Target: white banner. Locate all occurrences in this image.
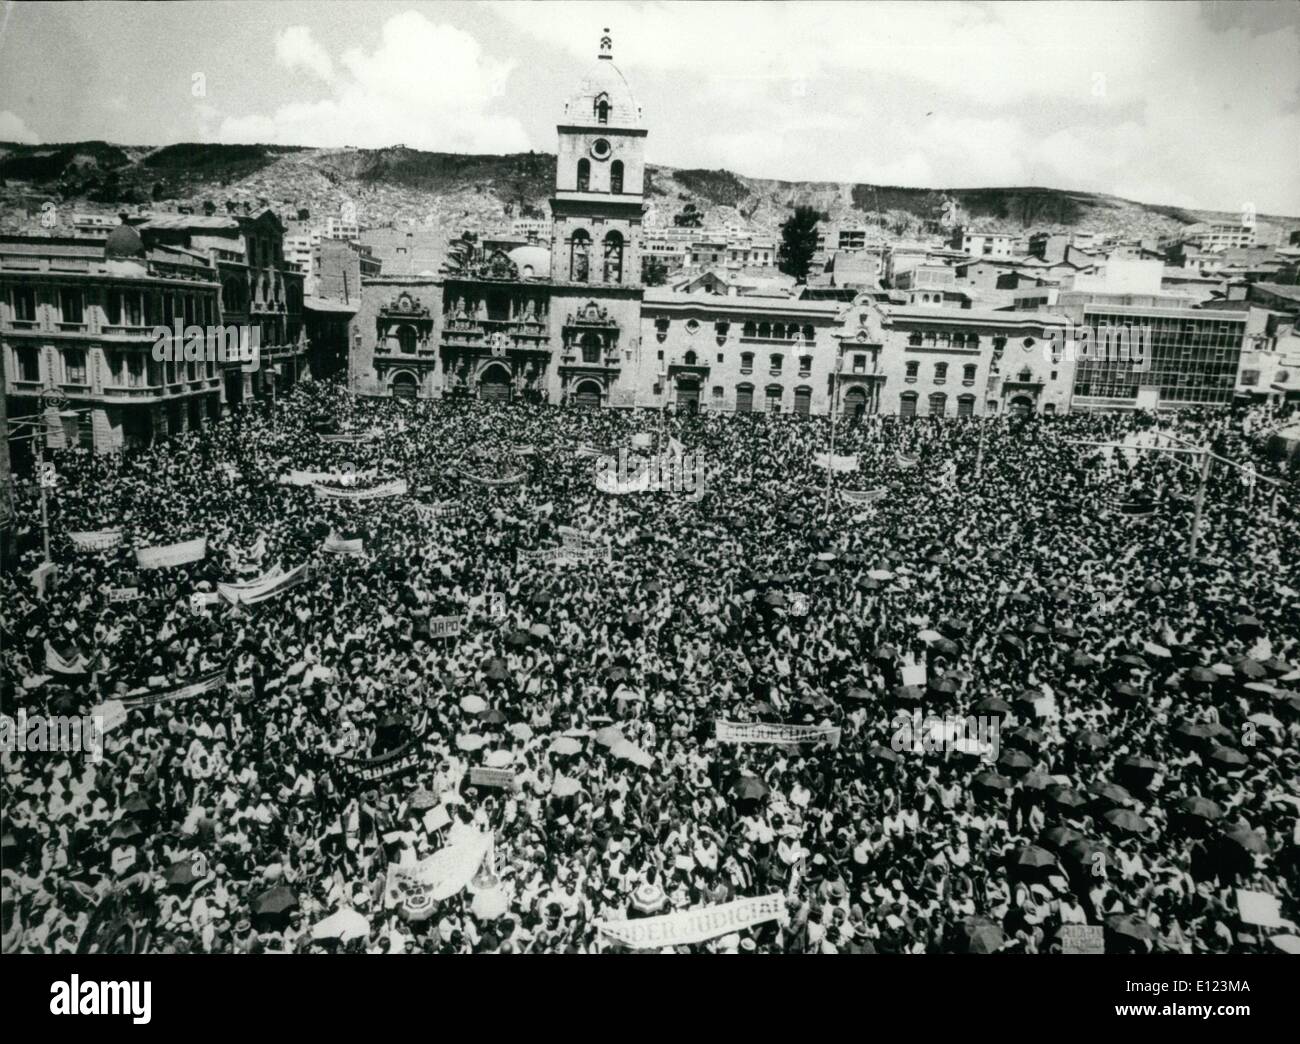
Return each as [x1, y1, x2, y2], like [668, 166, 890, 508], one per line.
[813, 452, 859, 473]
[384, 833, 492, 909]
[414, 501, 458, 522]
[520, 546, 611, 567]
[121, 667, 227, 708]
[279, 469, 377, 487]
[425, 614, 463, 639]
[313, 479, 408, 500]
[69, 529, 123, 552]
[217, 563, 308, 605]
[595, 468, 652, 495]
[715, 721, 842, 747]
[136, 537, 207, 570]
[597, 893, 786, 950]
[322, 531, 365, 555]
[840, 488, 886, 505]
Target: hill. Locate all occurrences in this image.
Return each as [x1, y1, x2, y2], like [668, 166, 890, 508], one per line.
[2, 140, 1294, 259]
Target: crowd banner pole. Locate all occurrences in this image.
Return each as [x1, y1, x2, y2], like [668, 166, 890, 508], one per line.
[1189, 445, 1213, 559]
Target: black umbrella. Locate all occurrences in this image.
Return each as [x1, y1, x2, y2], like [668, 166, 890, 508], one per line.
[251, 885, 298, 929]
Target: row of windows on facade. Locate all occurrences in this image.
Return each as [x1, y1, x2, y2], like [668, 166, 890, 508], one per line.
[10, 345, 222, 387]
[652, 318, 818, 342]
[567, 230, 625, 283]
[664, 385, 987, 415]
[6, 283, 298, 328]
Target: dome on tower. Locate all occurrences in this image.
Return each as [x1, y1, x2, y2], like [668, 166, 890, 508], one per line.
[562, 28, 640, 127]
[105, 221, 145, 259]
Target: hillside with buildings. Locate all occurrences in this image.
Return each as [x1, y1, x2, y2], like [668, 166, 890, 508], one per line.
[4, 140, 1297, 263]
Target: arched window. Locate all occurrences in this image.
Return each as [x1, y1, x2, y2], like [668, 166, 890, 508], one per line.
[610, 160, 624, 194]
[742, 321, 756, 338]
[758, 322, 771, 339]
[581, 332, 601, 363]
[802, 324, 815, 342]
[570, 229, 590, 282]
[576, 158, 590, 192]
[963, 364, 977, 383]
[929, 392, 947, 416]
[684, 350, 697, 366]
[595, 94, 610, 124]
[603, 230, 624, 284]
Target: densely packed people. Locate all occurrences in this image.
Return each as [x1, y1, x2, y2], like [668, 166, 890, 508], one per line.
[2, 380, 1297, 953]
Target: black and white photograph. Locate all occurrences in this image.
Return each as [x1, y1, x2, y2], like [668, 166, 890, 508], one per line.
[0, 0, 1298, 1016]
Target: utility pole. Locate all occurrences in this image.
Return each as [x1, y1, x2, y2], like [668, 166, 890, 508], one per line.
[824, 353, 841, 517]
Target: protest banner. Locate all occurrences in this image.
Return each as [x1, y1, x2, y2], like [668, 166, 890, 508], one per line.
[120, 667, 228, 708]
[91, 699, 129, 734]
[901, 662, 927, 687]
[597, 893, 786, 950]
[812, 452, 859, 473]
[319, 432, 376, 445]
[217, 563, 309, 606]
[424, 614, 463, 640]
[558, 525, 605, 547]
[313, 478, 408, 500]
[840, 488, 886, 505]
[384, 832, 492, 910]
[333, 720, 428, 789]
[469, 766, 518, 791]
[1060, 925, 1105, 954]
[896, 452, 920, 470]
[136, 537, 207, 570]
[322, 531, 365, 556]
[69, 530, 123, 552]
[414, 501, 458, 522]
[279, 469, 376, 487]
[108, 587, 140, 603]
[1236, 889, 1284, 927]
[45, 637, 91, 675]
[632, 432, 653, 450]
[715, 721, 842, 748]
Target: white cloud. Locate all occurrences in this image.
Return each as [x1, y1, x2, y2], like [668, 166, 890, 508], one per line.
[0, 110, 40, 144]
[494, 1, 1300, 211]
[276, 26, 334, 81]
[219, 12, 528, 153]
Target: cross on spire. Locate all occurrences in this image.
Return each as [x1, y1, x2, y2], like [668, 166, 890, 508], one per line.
[599, 28, 612, 59]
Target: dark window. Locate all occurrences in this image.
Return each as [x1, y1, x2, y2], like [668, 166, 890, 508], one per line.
[595, 95, 610, 124]
[16, 345, 40, 381]
[610, 160, 624, 195]
[581, 332, 601, 363]
[570, 229, 590, 282]
[905, 361, 919, 378]
[576, 159, 590, 193]
[63, 348, 87, 384]
[603, 231, 624, 284]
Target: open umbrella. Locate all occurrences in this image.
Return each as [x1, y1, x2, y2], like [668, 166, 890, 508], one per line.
[595, 725, 625, 748]
[868, 744, 903, 764]
[973, 696, 1012, 716]
[1106, 914, 1154, 947]
[1208, 745, 1248, 770]
[460, 695, 487, 714]
[457, 734, 488, 752]
[109, 820, 143, 843]
[1175, 796, 1223, 824]
[1013, 845, 1058, 872]
[1074, 730, 1109, 751]
[551, 776, 582, 798]
[630, 881, 668, 916]
[1089, 782, 1132, 808]
[917, 628, 942, 643]
[407, 788, 439, 811]
[997, 749, 1033, 775]
[550, 736, 583, 756]
[973, 771, 1013, 795]
[1040, 826, 1082, 851]
[505, 629, 531, 648]
[164, 859, 201, 889]
[478, 708, 507, 726]
[729, 775, 770, 804]
[1104, 808, 1150, 835]
[507, 723, 533, 741]
[872, 644, 898, 661]
[928, 676, 961, 699]
[311, 908, 369, 944]
[1221, 827, 1268, 855]
[485, 749, 514, 769]
[892, 684, 926, 704]
[251, 885, 298, 929]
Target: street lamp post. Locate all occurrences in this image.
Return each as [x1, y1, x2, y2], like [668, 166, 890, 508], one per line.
[824, 353, 842, 518]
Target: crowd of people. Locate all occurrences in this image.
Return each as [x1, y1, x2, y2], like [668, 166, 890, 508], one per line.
[2, 379, 1297, 954]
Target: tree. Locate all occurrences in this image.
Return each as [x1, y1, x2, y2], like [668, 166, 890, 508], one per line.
[673, 203, 703, 228]
[642, 256, 669, 287]
[778, 205, 820, 282]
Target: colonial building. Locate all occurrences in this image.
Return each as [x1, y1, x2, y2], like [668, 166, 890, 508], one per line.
[1, 227, 225, 454]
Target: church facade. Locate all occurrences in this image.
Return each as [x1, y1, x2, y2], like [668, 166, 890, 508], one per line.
[348, 31, 843, 414]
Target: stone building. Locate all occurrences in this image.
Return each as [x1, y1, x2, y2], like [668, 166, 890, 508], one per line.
[1, 227, 225, 453]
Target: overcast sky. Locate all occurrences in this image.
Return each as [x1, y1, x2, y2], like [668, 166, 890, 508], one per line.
[1, 1, 1297, 214]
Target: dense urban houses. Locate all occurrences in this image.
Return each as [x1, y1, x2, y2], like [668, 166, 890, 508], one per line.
[0, 226, 224, 456]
